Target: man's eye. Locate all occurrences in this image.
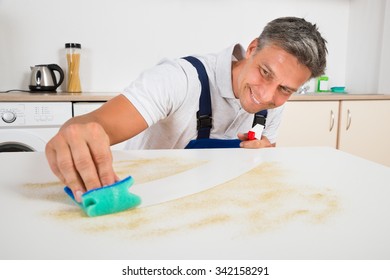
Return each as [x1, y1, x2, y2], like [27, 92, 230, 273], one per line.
[260, 67, 270, 78]
[279, 86, 293, 95]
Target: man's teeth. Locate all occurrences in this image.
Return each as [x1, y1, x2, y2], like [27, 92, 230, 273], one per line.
[251, 92, 260, 105]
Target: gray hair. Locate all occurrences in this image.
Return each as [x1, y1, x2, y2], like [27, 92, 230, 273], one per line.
[256, 17, 328, 78]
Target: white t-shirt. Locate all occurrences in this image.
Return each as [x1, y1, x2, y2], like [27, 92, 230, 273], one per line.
[123, 44, 284, 149]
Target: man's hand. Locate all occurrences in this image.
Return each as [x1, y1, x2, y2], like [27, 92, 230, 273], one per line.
[45, 122, 118, 202]
[45, 94, 148, 203]
[237, 133, 275, 148]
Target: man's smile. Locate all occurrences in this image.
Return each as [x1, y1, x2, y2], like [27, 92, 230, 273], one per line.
[249, 86, 261, 105]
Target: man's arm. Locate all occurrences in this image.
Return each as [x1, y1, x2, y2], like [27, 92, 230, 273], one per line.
[90, 94, 149, 145]
[45, 94, 148, 202]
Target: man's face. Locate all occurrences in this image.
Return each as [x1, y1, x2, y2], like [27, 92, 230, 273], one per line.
[232, 40, 311, 113]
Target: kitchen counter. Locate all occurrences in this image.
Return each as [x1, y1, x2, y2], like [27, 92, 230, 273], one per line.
[289, 93, 390, 101]
[0, 91, 118, 102]
[1, 91, 390, 102]
[0, 147, 389, 260]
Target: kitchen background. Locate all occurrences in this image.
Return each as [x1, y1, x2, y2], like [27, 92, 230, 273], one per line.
[0, 0, 389, 94]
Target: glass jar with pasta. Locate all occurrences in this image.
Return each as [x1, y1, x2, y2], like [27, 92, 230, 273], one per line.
[65, 43, 82, 93]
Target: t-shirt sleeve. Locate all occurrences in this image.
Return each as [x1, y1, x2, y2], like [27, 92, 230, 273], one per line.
[122, 59, 188, 127]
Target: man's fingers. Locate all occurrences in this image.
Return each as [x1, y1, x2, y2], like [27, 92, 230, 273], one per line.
[46, 132, 88, 202]
[45, 122, 119, 201]
[87, 126, 117, 187]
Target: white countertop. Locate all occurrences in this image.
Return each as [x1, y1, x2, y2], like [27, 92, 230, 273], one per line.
[0, 147, 389, 260]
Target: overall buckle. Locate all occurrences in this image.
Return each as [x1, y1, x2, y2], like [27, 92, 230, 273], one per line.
[197, 114, 212, 130]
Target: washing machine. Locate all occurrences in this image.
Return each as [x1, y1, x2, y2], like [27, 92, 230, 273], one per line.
[0, 102, 72, 152]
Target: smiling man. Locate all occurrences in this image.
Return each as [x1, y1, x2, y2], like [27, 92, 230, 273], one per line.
[46, 17, 327, 201]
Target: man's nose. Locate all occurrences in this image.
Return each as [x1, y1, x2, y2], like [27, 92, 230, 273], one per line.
[260, 84, 277, 106]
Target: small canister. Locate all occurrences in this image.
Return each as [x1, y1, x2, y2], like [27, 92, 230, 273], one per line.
[316, 76, 329, 92]
[65, 43, 82, 93]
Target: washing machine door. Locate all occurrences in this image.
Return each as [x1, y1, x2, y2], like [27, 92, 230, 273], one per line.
[0, 131, 46, 152]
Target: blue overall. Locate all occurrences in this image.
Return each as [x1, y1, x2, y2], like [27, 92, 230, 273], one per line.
[182, 56, 267, 149]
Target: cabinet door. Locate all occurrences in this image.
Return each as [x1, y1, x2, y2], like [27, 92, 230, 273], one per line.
[277, 101, 339, 147]
[73, 102, 105, 116]
[338, 100, 390, 166]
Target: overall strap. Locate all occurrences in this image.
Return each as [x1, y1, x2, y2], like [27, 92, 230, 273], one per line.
[253, 109, 268, 127]
[183, 56, 268, 140]
[182, 56, 212, 139]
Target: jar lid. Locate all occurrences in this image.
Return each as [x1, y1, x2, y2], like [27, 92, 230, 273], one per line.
[65, 43, 81, 49]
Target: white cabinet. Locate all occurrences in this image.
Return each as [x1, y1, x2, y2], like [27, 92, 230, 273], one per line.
[277, 99, 390, 167]
[338, 100, 390, 166]
[277, 101, 339, 148]
[72, 102, 105, 116]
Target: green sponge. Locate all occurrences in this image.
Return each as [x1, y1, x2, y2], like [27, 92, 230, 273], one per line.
[64, 176, 141, 217]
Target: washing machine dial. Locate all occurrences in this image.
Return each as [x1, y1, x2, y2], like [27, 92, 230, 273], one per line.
[1, 111, 17, 123]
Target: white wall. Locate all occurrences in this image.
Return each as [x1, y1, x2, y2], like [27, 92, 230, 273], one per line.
[0, 0, 349, 92]
[378, 0, 390, 94]
[345, 0, 388, 94]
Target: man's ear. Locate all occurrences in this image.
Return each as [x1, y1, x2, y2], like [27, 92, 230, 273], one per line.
[246, 38, 259, 58]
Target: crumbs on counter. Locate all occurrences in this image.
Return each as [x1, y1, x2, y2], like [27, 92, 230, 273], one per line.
[34, 160, 340, 240]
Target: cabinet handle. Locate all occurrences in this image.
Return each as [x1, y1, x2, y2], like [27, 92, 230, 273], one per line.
[346, 109, 352, 130]
[329, 110, 335, 131]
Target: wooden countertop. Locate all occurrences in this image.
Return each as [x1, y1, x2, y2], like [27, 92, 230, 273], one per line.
[1, 91, 390, 102]
[0, 91, 118, 102]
